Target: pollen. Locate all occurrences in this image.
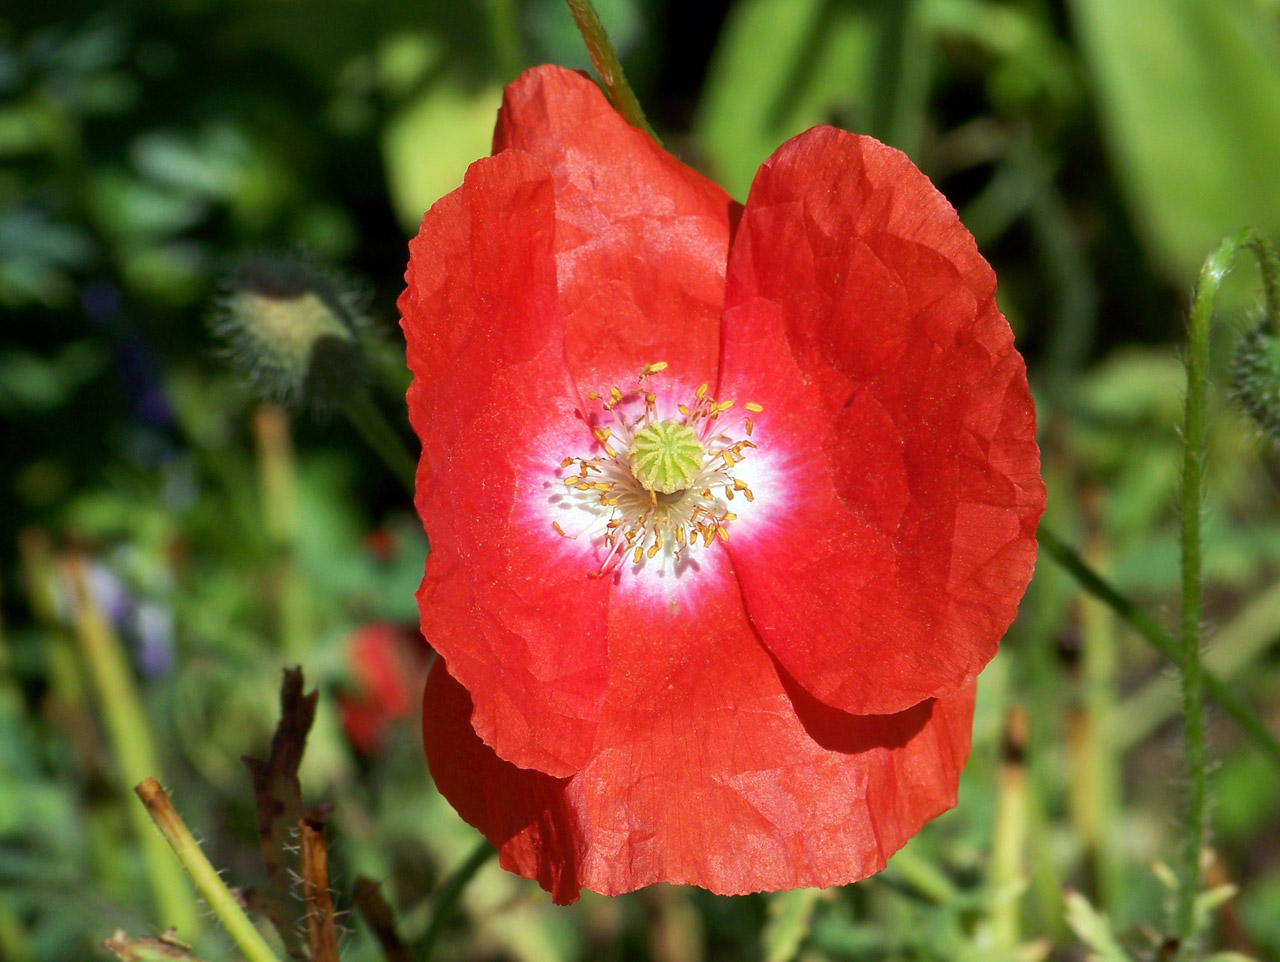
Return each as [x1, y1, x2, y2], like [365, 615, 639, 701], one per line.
[554, 364, 761, 575]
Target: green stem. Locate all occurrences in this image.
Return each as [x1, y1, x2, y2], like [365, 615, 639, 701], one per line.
[1174, 228, 1280, 956]
[563, 0, 659, 142]
[416, 840, 495, 961]
[1037, 527, 1280, 773]
[253, 407, 311, 661]
[65, 561, 201, 937]
[342, 389, 417, 499]
[886, 842, 958, 904]
[135, 780, 283, 962]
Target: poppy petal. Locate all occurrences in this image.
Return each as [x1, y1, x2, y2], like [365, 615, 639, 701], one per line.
[424, 550, 976, 903]
[720, 126, 1043, 716]
[401, 149, 610, 776]
[493, 65, 737, 391]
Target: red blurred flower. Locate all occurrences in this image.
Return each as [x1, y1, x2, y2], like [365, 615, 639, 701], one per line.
[400, 66, 1044, 903]
[339, 622, 430, 753]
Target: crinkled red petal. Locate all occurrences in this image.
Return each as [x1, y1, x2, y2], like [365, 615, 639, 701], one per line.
[720, 127, 1044, 716]
[493, 65, 737, 392]
[423, 552, 976, 903]
[400, 150, 610, 777]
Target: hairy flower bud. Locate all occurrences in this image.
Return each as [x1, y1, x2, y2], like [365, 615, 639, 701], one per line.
[1229, 315, 1280, 446]
[211, 253, 369, 409]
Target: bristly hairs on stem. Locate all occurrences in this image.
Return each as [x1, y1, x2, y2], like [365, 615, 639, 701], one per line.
[1174, 227, 1280, 960]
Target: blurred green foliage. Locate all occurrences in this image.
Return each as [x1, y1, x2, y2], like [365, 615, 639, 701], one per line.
[3, 0, 1280, 960]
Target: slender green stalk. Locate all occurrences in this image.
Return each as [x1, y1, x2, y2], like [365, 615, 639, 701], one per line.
[563, 0, 659, 141]
[65, 560, 201, 937]
[1174, 228, 1280, 957]
[135, 779, 283, 962]
[1037, 527, 1280, 773]
[342, 389, 417, 499]
[988, 707, 1029, 949]
[416, 839, 495, 962]
[253, 406, 311, 660]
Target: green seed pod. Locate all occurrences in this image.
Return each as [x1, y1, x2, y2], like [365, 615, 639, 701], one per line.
[1229, 315, 1280, 446]
[211, 253, 369, 410]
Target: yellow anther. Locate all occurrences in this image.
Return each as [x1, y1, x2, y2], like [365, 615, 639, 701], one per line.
[552, 521, 566, 536]
[633, 545, 644, 564]
[744, 490, 754, 502]
[675, 526, 685, 545]
[745, 401, 763, 413]
[745, 418, 754, 436]
[715, 400, 735, 413]
[644, 361, 669, 374]
[594, 426, 611, 443]
[647, 540, 661, 559]
[560, 456, 575, 468]
[575, 482, 592, 491]
[610, 387, 623, 403]
[563, 476, 579, 486]
[678, 404, 690, 416]
[722, 450, 735, 467]
[733, 478, 749, 489]
[717, 525, 729, 542]
[695, 383, 708, 398]
[587, 391, 600, 400]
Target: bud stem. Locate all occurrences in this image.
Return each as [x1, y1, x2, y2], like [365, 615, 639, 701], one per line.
[341, 390, 417, 498]
[1174, 227, 1280, 958]
[563, 0, 660, 142]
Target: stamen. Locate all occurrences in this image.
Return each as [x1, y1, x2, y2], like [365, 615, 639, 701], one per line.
[556, 365, 759, 575]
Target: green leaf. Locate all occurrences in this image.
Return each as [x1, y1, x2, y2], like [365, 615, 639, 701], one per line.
[1063, 890, 1135, 962]
[761, 888, 825, 962]
[694, 0, 879, 199]
[1070, 0, 1280, 284]
[381, 69, 502, 231]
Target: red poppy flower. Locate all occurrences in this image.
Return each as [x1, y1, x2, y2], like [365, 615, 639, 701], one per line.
[401, 65, 1043, 904]
[339, 622, 430, 753]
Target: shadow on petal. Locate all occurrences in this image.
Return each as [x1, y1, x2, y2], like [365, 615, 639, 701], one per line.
[773, 655, 935, 754]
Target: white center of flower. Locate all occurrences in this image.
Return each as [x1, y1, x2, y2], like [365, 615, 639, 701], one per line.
[554, 363, 762, 575]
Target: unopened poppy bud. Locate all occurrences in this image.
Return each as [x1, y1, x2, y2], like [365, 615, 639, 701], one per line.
[1229, 315, 1280, 445]
[212, 253, 368, 409]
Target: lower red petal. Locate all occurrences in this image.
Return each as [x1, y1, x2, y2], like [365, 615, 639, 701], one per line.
[424, 552, 975, 903]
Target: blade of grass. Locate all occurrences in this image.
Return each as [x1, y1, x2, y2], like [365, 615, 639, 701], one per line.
[1037, 526, 1280, 774]
[64, 558, 201, 937]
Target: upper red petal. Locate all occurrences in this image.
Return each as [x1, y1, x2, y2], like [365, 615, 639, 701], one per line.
[400, 149, 610, 777]
[719, 127, 1044, 715]
[424, 551, 975, 903]
[493, 65, 737, 392]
